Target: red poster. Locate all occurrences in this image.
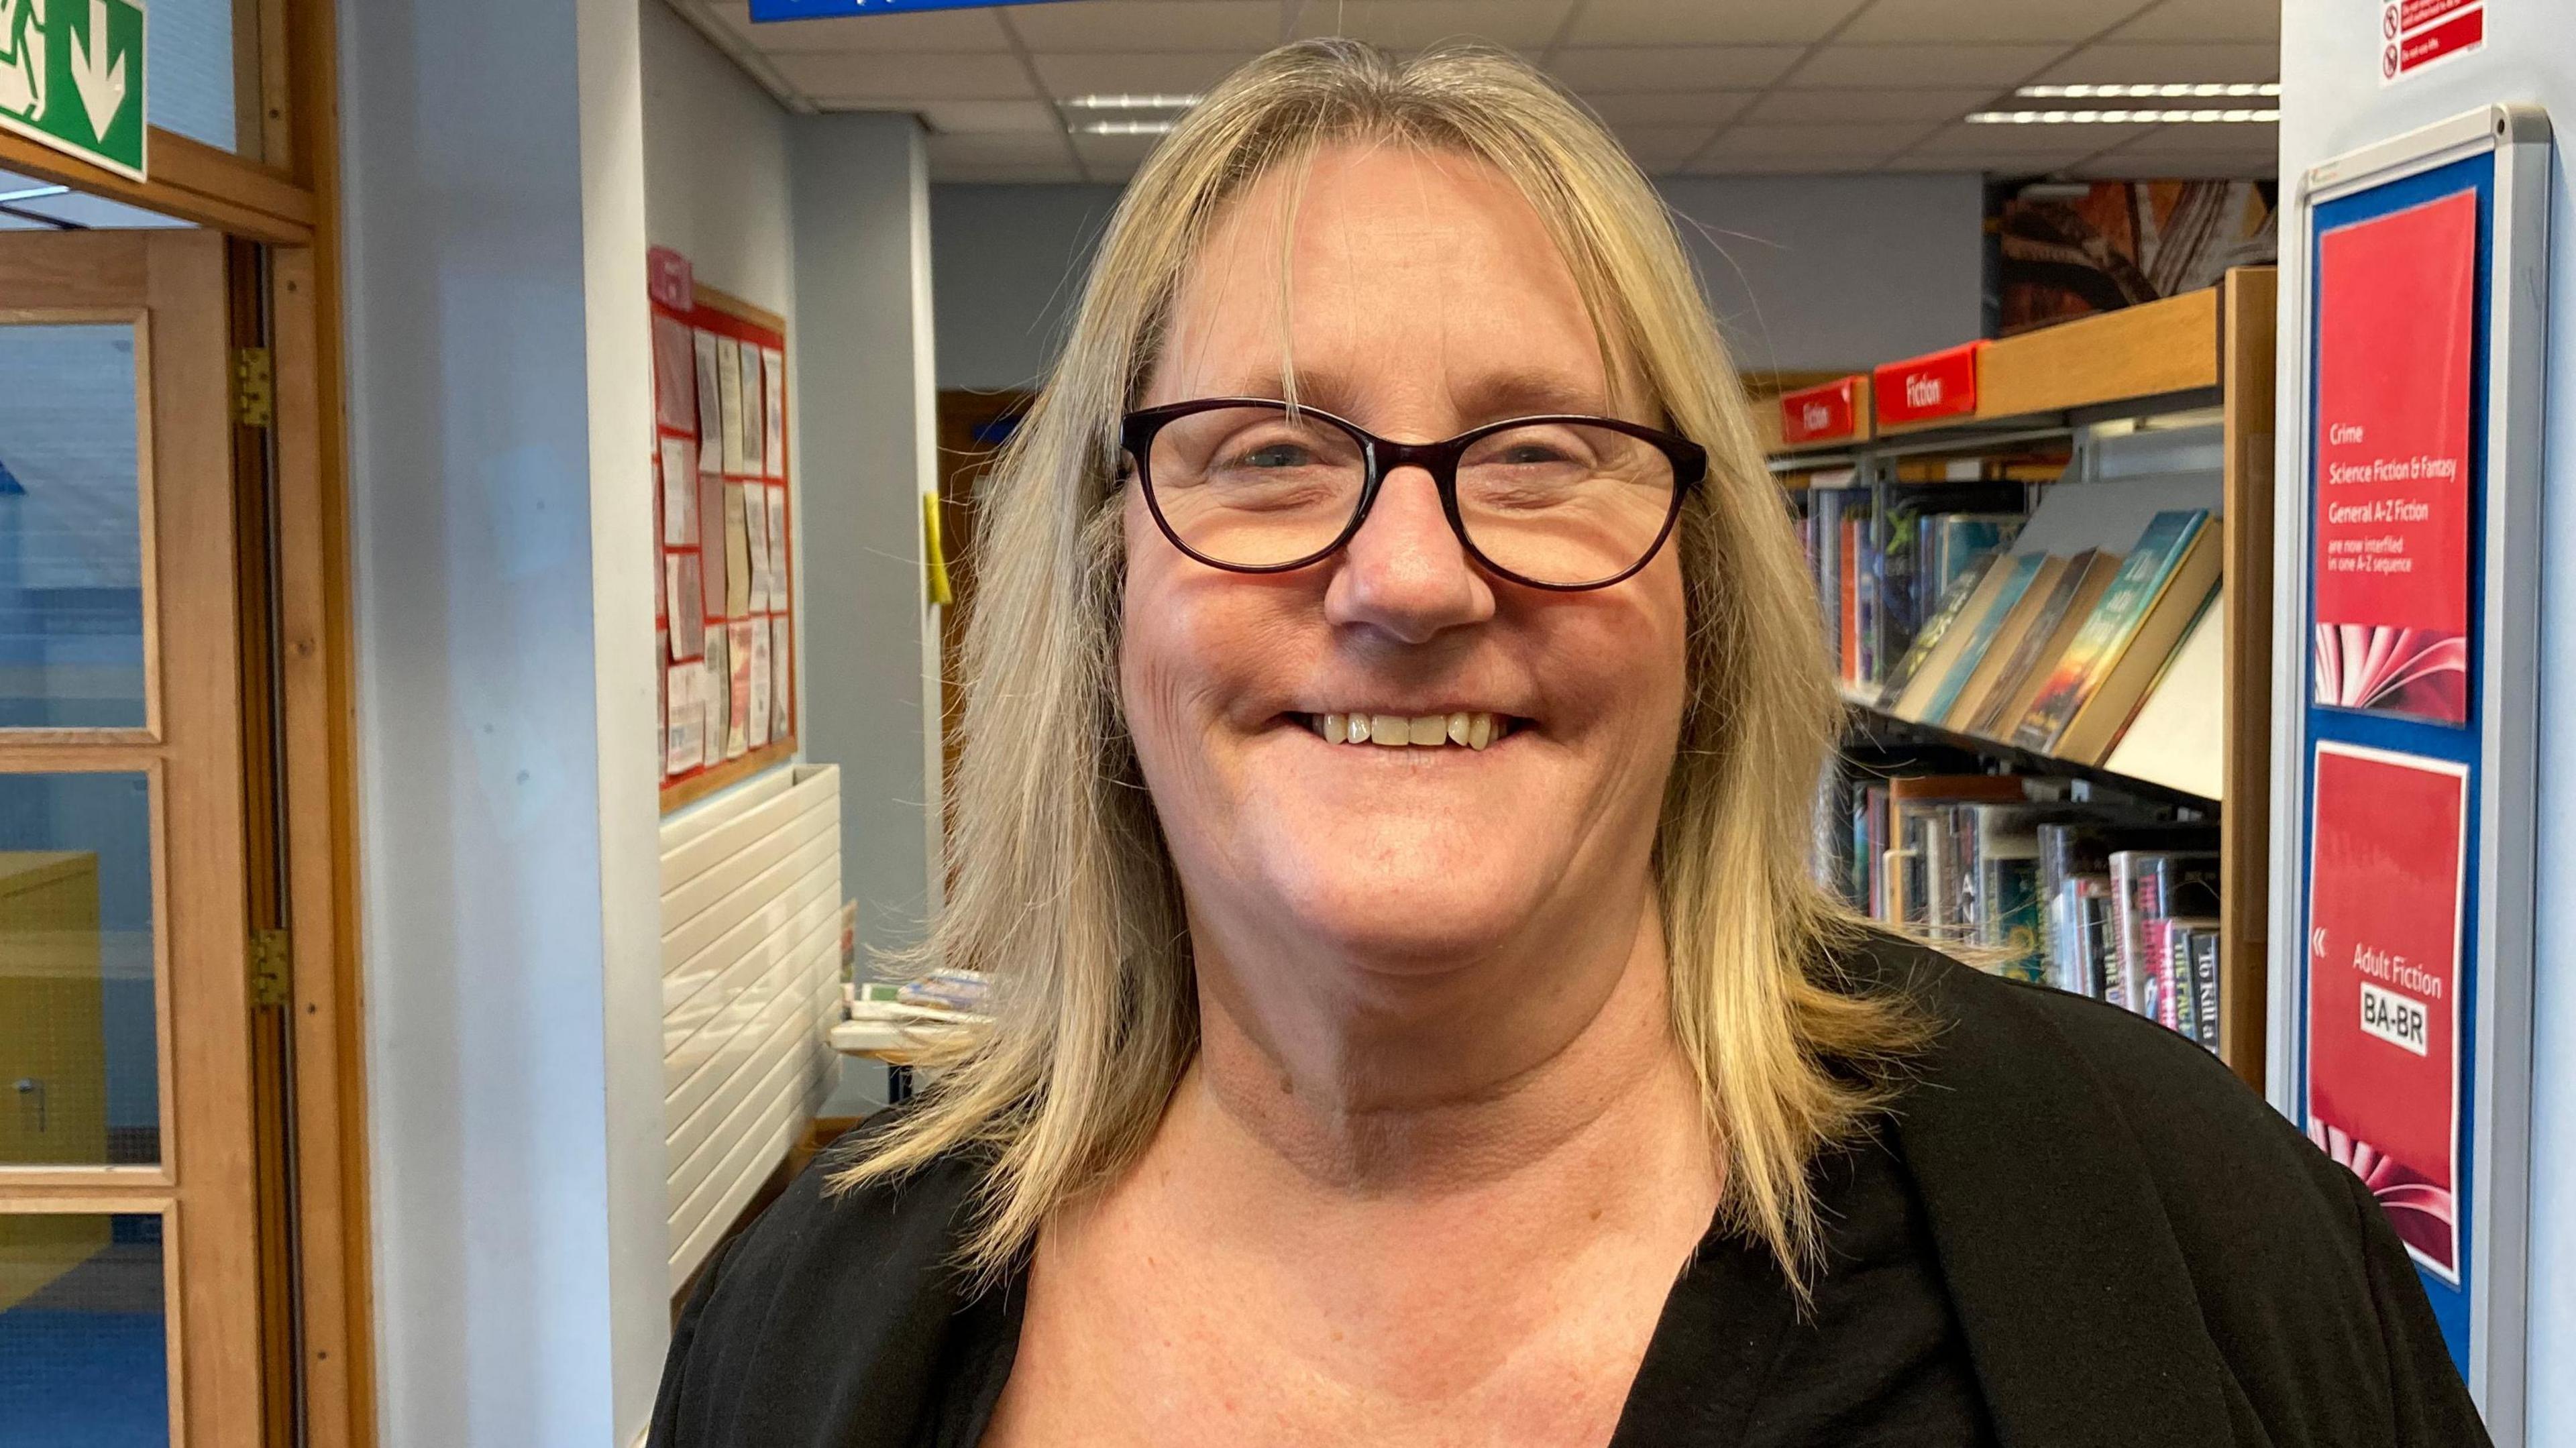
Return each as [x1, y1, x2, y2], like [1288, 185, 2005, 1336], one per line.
[2311, 190, 2475, 724]
[2304, 743, 2465, 1280]
[1780, 376, 1863, 445]
[1874, 341, 1981, 427]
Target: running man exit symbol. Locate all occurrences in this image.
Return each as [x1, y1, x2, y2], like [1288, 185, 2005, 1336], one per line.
[0, 0, 145, 182]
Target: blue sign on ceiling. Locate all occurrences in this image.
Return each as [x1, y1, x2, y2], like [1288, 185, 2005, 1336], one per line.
[749, 0, 1077, 19]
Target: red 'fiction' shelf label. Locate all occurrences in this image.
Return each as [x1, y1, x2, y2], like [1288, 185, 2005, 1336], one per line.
[1874, 342, 1980, 427]
[2310, 188, 2475, 724]
[1779, 376, 1862, 445]
[2304, 743, 2465, 1281]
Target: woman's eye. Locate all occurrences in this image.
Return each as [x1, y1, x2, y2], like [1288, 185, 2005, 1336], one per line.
[1242, 443, 1311, 467]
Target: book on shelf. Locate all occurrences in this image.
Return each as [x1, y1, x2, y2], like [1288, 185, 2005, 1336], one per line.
[1963, 549, 2119, 740]
[1931, 553, 2077, 731]
[1888, 561, 2025, 722]
[2035, 819, 2218, 1012]
[2110, 850, 2220, 1037]
[2100, 587, 2226, 800]
[1799, 482, 2025, 697]
[2010, 509, 2222, 765]
[1915, 551, 2051, 727]
[1874, 552, 1997, 710]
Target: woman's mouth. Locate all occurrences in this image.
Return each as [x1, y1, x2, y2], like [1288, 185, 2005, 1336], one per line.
[1297, 712, 1517, 750]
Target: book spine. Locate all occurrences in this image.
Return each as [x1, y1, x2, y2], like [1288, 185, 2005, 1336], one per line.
[2192, 932, 2223, 1052]
[2108, 853, 2140, 1014]
[2163, 919, 2196, 1040]
[2074, 878, 2115, 1000]
[2135, 859, 2171, 1028]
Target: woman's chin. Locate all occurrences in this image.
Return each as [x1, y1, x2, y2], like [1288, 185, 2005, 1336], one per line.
[1252, 849, 1550, 972]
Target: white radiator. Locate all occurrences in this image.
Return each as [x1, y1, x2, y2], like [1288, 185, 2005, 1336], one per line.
[660, 763, 844, 1292]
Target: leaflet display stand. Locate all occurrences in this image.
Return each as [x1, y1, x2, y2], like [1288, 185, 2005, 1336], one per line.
[2269, 105, 2551, 1420]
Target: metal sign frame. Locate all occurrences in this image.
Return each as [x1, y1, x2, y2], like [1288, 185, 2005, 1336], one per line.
[2269, 103, 2551, 1444]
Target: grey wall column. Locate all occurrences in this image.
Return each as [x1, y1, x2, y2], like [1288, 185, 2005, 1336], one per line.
[339, 0, 669, 1439]
[790, 112, 945, 968]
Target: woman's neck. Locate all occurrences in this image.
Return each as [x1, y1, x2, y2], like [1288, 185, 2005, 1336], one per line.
[1174, 895, 1713, 1201]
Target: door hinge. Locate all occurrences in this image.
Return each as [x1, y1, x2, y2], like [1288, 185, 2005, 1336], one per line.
[250, 929, 291, 1008]
[232, 347, 274, 429]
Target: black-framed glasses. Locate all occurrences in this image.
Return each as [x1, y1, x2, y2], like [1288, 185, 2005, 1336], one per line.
[1120, 398, 1706, 592]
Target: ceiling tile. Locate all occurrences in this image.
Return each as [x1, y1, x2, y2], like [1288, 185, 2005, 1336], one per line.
[1072, 129, 1167, 178]
[1007, 1, 1282, 53]
[771, 50, 1036, 101]
[925, 131, 1077, 167]
[1786, 44, 2070, 88]
[1703, 123, 1932, 159]
[2065, 151, 2275, 178]
[1612, 125, 1720, 170]
[935, 162, 1090, 182]
[702, 0, 1013, 52]
[2094, 119, 2278, 152]
[1289, 0, 1576, 50]
[2033, 42, 2278, 83]
[2108, 0, 2280, 45]
[1902, 119, 2157, 160]
[1742, 87, 2004, 123]
[1031, 50, 1260, 97]
[918, 99, 1064, 134]
[1840, 0, 2152, 44]
[1546, 46, 1806, 92]
[1680, 155, 1880, 176]
[1563, 0, 1868, 47]
[1576, 91, 1758, 127]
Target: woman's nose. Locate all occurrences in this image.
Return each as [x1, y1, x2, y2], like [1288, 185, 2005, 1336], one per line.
[1323, 466, 1493, 643]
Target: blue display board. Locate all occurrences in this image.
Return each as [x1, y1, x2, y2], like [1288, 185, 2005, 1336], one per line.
[2275, 105, 2551, 1431]
[750, 0, 1077, 19]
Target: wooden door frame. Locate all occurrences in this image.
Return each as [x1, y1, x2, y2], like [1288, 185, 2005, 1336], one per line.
[0, 0, 379, 1443]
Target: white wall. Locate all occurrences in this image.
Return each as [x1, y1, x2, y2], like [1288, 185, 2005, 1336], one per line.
[2275, 7, 2574, 1443]
[643, 1, 796, 314]
[339, 0, 669, 1441]
[1656, 173, 1988, 378]
[791, 113, 945, 971]
[928, 172, 1990, 391]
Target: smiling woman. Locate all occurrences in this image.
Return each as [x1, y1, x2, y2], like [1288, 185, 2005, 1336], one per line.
[651, 38, 2486, 1448]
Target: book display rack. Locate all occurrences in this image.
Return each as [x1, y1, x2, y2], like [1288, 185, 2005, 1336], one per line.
[1769, 270, 2277, 1087]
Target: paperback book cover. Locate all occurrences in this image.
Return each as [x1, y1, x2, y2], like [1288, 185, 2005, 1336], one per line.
[1876, 553, 1999, 709]
[2011, 510, 2215, 759]
[1919, 552, 2049, 724]
[1966, 549, 2116, 739]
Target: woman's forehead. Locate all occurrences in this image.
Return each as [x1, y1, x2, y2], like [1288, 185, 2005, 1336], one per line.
[1146, 142, 1617, 420]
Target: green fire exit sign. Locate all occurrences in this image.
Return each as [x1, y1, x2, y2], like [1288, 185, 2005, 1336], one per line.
[0, 0, 146, 182]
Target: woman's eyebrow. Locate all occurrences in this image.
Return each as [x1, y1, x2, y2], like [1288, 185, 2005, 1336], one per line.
[1212, 369, 1609, 426]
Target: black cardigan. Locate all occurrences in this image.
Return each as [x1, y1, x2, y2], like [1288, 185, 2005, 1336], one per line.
[651, 935, 2491, 1447]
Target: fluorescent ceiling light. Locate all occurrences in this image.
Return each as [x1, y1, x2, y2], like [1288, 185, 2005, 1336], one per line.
[1078, 119, 1178, 135]
[1061, 93, 1202, 111]
[1967, 108, 2280, 124]
[2018, 82, 2280, 99]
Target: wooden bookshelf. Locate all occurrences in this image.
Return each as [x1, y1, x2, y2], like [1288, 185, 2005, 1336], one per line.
[1778, 270, 2275, 1088]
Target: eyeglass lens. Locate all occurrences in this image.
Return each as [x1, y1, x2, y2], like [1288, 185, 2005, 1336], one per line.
[1143, 406, 1678, 587]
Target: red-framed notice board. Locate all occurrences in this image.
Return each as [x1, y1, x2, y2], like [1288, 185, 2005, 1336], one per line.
[650, 246, 797, 810]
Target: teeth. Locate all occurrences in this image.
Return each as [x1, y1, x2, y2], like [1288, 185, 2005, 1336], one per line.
[1313, 712, 1511, 748]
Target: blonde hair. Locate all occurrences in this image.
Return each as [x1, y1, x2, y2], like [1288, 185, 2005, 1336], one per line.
[835, 38, 1925, 1289]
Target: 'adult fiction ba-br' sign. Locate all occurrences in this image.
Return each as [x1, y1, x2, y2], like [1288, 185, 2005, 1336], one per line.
[750, 0, 1076, 19]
